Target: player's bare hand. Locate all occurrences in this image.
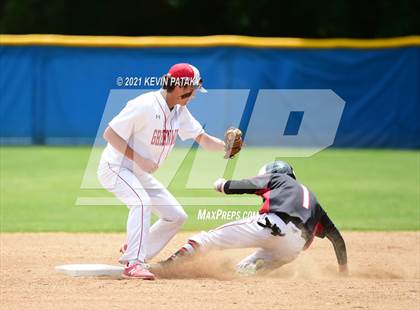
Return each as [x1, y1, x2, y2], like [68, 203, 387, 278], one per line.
[135, 156, 158, 173]
[213, 178, 226, 193]
[338, 264, 349, 276]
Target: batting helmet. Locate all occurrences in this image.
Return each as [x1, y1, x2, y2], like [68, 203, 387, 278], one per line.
[258, 160, 296, 179]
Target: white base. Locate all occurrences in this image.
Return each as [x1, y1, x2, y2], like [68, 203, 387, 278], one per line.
[55, 264, 124, 277]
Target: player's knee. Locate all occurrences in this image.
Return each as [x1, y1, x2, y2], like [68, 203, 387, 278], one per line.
[187, 232, 211, 251]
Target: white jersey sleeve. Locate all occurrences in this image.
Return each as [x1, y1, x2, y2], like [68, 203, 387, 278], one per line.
[178, 106, 204, 141]
[108, 99, 147, 141]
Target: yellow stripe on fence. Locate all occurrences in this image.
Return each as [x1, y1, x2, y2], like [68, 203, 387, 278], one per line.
[1, 34, 419, 49]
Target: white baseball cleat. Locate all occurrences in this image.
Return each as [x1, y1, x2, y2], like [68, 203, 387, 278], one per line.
[235, 258, 266, 276]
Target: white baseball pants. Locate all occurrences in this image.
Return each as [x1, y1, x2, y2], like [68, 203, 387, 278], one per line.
[189, 213, 306, 267]
[97, 160, 187, 264]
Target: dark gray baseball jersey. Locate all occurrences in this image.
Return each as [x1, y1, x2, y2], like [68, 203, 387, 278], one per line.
[223, 173, 347, 265]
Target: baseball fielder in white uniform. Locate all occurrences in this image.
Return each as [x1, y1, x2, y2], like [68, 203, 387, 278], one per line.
[97, 63, 226, 280]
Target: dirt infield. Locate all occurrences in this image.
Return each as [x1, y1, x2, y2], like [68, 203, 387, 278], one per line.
[1, 232, 419, 310]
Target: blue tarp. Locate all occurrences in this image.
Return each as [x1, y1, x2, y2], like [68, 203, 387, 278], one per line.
[0, 45, 419, 148]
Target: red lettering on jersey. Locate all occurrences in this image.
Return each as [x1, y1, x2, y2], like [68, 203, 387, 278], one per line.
[151, 129, 179, 146]
[161, 130, 165, 145]
[155, 130, 160, 145]
[157, 130, 162, 145]
[169, 130, 175, 145]
[150, 130, 157, 145]
[163, 129, 168, 145]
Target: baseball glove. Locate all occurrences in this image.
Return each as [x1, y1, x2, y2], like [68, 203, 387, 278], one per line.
[224, 127, 243, 159]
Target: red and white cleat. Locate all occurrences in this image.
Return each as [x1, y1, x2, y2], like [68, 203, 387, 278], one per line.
[122, 262, 155, 280]
[119, 243, 128, 254]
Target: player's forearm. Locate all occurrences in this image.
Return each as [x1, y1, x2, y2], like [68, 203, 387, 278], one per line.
[326, 227, 348, 266]
[195, 133, 225, 152]
[104, 126, 158, 173]
[214, 178, 268, 195]
[223, 180, 260, 194]
[103, 126, 135, 160]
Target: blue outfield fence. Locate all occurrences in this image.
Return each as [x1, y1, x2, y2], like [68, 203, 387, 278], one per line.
[0, 36, 419, 148]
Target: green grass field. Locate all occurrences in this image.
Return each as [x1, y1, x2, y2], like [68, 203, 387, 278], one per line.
[0, 147, 419, 232]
